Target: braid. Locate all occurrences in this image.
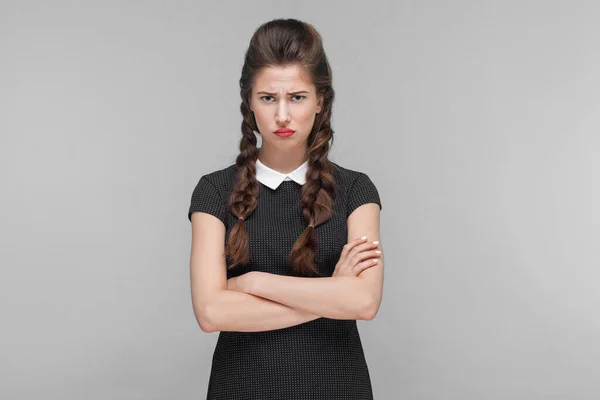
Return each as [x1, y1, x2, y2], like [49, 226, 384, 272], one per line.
[287, 104, 337, 277]
[225, 102, 259, 269]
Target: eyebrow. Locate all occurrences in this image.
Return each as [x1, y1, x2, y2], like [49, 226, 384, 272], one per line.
[256, 90, 310, 95]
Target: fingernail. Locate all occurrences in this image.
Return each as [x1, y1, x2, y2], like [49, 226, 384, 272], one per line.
[372, 241, 379, 245]
[361, 236, 367, 240]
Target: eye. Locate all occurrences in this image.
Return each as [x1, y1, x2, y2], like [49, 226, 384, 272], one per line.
[260, 95, 275, 103]
[259, 95, 307, 103]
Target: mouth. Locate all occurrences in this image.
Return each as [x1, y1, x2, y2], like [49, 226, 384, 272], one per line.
[274, 129, 295, 137]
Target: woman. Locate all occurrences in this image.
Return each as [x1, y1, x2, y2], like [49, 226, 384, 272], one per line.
[188, 18, 384, 399]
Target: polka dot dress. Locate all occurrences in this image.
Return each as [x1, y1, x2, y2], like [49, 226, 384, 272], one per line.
[188, 161, 382, 400]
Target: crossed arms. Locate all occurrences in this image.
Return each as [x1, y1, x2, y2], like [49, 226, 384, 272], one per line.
[189, 203, 383, 333]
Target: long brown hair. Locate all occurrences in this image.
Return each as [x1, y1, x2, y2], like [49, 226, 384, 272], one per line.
[225, 18, 337, 277]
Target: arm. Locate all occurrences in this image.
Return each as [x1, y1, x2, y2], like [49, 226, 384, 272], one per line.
[247, 203, 384, 320]
[190, 212, 320, 333]
[200, 290, 321, 333]
[248, 273, 371, 320]
[352, 203, 384, 319]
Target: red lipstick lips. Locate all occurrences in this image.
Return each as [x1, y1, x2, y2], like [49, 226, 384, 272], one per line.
[274, 128, 295, 137]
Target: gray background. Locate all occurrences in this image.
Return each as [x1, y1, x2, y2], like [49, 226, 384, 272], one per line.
[2, 1, 599, 399]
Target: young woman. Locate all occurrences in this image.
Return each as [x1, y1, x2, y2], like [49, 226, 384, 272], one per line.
[188, 18, 384, 400]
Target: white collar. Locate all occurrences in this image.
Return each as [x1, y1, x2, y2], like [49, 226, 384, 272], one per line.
[256, 158, 308, 190]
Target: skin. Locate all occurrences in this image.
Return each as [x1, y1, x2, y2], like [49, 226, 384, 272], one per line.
[249, 64, 323, 173]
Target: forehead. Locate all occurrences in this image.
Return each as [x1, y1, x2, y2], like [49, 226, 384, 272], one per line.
[253, 64, 313, 91]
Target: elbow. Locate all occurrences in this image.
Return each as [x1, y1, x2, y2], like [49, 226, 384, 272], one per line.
[360, 305, 376, 321]
[359, 295, 380, 321]
[199, 318, 215, 333]
[194, 303, 217, 333]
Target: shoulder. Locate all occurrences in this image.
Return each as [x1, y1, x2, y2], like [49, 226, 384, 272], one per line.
[187, 163, 237, 223]
[330, 161, 377, 190]
[330, 161, 382, 214]
[198, 163, 237, 194]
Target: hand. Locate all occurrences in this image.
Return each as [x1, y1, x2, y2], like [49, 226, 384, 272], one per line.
[332, 236, 381, 278]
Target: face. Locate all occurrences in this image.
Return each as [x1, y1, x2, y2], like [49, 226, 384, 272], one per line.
[249, 64, 323, 150]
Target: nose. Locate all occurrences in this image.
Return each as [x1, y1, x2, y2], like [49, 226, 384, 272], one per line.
[275, 101, 290, 124]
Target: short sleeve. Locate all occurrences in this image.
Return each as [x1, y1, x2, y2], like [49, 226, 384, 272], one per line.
[187, 176, 227, 225]
[346, 172, 382, 218]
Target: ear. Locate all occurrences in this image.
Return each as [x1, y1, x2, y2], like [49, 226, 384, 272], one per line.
[316, 95, 324, 114]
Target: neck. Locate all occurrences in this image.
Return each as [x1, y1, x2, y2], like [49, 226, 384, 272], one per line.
[257, 146, 308, 174]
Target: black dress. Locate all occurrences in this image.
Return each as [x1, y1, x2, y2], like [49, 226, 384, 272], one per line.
[187, 161, 382, 400]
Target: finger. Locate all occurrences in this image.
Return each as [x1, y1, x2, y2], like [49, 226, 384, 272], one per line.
[347, 242, 379, 263]
[347, 239, 377, 261]
[352, 258, 379, 273]
[350, 249, 381, 266]
[341, 236, 368, 259]
[354, 240, 380, 254]
[354, 263, 378, 277]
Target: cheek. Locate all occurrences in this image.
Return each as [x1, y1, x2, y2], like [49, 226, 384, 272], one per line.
[253, 112, 268, 126]
[298, 108, 316, 124]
